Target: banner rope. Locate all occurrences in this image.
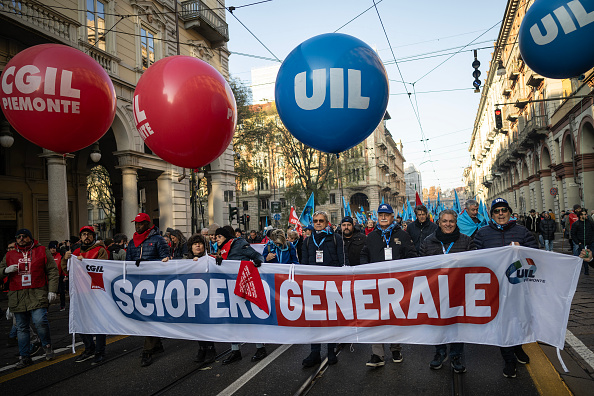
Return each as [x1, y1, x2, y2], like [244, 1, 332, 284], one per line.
[556, 348, 569, 373]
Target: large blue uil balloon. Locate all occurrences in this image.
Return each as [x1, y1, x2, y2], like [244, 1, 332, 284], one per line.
[275, 33, 389, 154]
[519, 0, 594, 79]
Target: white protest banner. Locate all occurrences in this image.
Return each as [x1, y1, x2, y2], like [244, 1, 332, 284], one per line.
[69, 246, 581, 349]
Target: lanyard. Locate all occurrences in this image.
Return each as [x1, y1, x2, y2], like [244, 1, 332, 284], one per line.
[441, 242, 454, 255]
[382, 229, 393, 248]
[312, 236, 326, 249]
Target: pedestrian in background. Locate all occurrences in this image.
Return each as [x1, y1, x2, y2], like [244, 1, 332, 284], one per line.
[539, 212, 556, 252]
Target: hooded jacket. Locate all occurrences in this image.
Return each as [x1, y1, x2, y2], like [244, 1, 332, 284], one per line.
[125, 226, 169, 261]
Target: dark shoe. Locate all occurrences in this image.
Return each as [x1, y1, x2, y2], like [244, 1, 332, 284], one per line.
[75, 348, 95, 363]
[43, 345, 54, 361]
[503, 361, 517, 378]
[203, 347, 217, 364]
[30, 342, 42, 356]
[194, 348, 207, 364]
[14, 356, 33, 370]
[327, 349, 338, 365]
[151, 343, 164, 354]
[451, 356, 466, 373]
[392, 350, 403, 363]
[430, 353, 447, 370]
[91, 354, 105, 365]
[302, 351, 321, 368]
[222, 350, 242, 365]
[140, 352, 153, 367]
[514, 347, 530, 364]
[251, 347, 267, 362]
[366, 354, 385, 367]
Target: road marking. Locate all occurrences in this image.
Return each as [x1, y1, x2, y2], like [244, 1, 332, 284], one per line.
[0, 335, 128, 381]
[566, 330, 594, 371]
[217, 344, 292, 396]
[524, 342, 572, 396]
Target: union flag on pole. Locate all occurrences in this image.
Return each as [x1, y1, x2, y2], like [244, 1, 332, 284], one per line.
[289, 206, 302, 235]
[234, 261, 269, 314]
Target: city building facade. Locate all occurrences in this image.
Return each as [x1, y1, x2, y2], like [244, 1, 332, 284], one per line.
[0, 0, 234, 251]
[404, 163, 422, 203]
[464, 0, 594, 222]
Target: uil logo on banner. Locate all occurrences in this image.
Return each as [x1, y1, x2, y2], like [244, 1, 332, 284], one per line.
[86, 264, 105, 291]
[506, 258, 539, 284]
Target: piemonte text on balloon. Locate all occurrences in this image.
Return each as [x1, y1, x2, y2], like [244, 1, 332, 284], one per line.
[275, 33, 389, 154]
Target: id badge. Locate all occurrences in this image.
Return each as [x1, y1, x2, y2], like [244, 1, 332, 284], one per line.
[316, 250, 324, 263]
[384, 247, 393, 260]
[22, 274, 32, 287]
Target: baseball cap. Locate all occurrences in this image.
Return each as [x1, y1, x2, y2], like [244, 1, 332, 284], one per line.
[132, 213, 151, 223]
[377, 204, 394, 214]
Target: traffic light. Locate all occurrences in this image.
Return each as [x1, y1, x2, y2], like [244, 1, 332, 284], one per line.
[246, 214, 250, 228]
[472, 50, 481, 93]
[494, 108, 503, 129]
[229, 205, 239, 223]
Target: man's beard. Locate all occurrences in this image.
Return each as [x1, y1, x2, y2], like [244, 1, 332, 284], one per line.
[343, 229, 352, 237]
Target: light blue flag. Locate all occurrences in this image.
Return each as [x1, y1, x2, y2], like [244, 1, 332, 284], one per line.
[342, 196, 352, 217]
[299, 192, 315, 227]
[453, 190, 461, 214]
[265, 216, 268, 228]
[381, 196, 385, 205]
[372, 210, 378, 222]
[479, 199, 490, 224]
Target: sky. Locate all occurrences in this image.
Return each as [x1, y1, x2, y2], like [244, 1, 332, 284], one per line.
[224, 0, 509, 189]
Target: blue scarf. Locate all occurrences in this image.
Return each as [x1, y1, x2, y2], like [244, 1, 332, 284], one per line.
[267, 241, 290, 263]
[377, 221, 398, 245]
[210, 240, 218, 253]
[491, 218, 516, 231]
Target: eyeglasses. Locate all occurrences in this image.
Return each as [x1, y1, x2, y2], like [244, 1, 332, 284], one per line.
[313, 219, 325, 223]
[15, 235, 28, 240]
[492, 208, 509, 214]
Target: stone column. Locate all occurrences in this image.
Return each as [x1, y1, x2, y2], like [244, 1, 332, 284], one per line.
[209, 175, 225, 226]
[119, 167, 139, 238]
[531, 177, 543, 213]
[39, 151, 72, 242]
[157, 171, 173, 230]
[540, 170, 554, 213]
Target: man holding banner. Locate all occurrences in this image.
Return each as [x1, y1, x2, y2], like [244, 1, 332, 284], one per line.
[361, 203, 417, 368]
[474, 198, 538, 378]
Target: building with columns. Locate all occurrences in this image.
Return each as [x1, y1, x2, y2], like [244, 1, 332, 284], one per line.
[0, 0, 235, 252]
[464, 0, 594, 223]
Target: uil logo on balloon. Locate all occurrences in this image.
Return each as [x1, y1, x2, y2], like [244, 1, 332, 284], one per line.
[275, 33, 389, 154]
[133, 56, 237, 169]
[0, 44, 116, 153]
[519, 0, 594, 79]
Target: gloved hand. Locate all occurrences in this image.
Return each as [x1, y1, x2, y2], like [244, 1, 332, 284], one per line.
[48, 292, 58, 304]
[215, 256, 223, 266]
[252, 259, 262, 268]
[4, 264, 18, 274]
[5, 307, 12, 320]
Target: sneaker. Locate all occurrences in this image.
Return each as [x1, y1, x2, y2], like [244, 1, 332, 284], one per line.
[140, 352, 153, 367]
[75, 349, 96, 363]
[91, 354, 104, 365]
[194, 348, 207, 364]
[503, 361, 517, 378]
[251, 347, 267, 362]
[302, 351, 321, 368]
[43, 345, 54, 361]
[327, 349, 338, 365]
[30, 342, 42, 356]
[430, 353, 447, 370]
[451, 356, 466, 373]
[14, 356, 33, 370]
[366, 354, 385, 367]
[514, 347, 530, 364]
[222, 350, 242, 365]
[392, 350, 403, 363]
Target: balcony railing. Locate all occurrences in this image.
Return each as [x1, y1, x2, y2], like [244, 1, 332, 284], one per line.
[180, 0, 229, 47]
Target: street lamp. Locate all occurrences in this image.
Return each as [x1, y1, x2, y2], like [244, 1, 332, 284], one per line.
[90, 142, 101, 163]
[0, 120, 14, 148]
[196, 169, 206, 230]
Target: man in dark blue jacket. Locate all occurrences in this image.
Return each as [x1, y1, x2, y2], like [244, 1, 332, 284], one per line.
[301, 211, 346, 367]
[125, 213, 169, 367]
[406, 205, 438, 252]
[474, 198, 538, 379]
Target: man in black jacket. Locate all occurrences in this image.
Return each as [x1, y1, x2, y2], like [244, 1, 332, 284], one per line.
[301, 211, 346, 367]
[406, 205, 438, 252]
[420, 209, 476, 374]
[474, 198, 538, 378]
[361, 203, 417, 368]
[525, 210, 541, 248]
[539, 212, 556, 252]
[341, 216, 365, 267]
[570, 210, 594, 275]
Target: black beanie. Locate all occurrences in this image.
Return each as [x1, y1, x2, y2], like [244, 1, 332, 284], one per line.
[15, 228, 33, 239]
[215, 227, 232, 241]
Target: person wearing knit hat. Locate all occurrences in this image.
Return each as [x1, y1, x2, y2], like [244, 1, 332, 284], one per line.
[213, 226, 266, 365]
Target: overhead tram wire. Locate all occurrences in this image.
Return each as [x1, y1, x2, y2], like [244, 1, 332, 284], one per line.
[371, 0, 441, 184]
[333, 0, 385, 33]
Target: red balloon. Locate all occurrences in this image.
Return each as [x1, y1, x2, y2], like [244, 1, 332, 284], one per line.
[133, 56, 236, 169]
[0, 44, 116, 153]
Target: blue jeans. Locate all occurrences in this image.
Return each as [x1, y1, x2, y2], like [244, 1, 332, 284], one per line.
[9, 324, 17, 339]
[14, 308, 51, 358]
[544, 240, 554, 251]
[81, 334, 106, 355]
[436, 343, 464, 358]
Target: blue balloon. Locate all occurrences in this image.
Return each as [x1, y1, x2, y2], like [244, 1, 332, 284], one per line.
[275, 33, 389, 154]
[519, 0, 594, 79]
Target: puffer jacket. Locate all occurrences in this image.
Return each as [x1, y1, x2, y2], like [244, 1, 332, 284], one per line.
[474, 220, 538, 249]
[225, 238, 265, 262]
[406, 219, 438, 251]
[420, 232, 476, 256]
[125, 226, 169, 261]
[539, 218, 556, 240]
[360, 225, 417, 264]
[0, 241, 58, 313]
[343, 231, 366, 266]
[570, 219, 594, 246]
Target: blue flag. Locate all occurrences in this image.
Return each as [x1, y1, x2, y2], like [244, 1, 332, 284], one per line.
[381, 196, 385, 205]
[453, 190, 461, 214]
[299, 192, 315, 227]
[342, 196, 351, 217]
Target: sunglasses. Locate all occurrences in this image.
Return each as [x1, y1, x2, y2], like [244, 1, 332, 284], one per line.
[15, 235, 28, 240]
[313, 219, 325, 223]
[492, 208, 509, 214]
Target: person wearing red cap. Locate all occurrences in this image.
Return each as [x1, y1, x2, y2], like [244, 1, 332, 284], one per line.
[62, 225, 109, 365]
[125, 213, 170, 367]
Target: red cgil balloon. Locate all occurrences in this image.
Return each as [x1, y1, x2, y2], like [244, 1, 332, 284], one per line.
[0, 44, 116, 153]
[133, 56, 236, 169]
